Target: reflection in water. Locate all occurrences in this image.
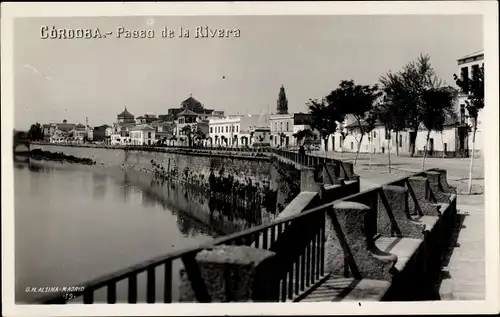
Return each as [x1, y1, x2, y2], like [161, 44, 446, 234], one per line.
[14, 160, 219, 303]
[14, 149, 281, 303]
[92, 173, 107, 200]
[123, 170, 272, 238]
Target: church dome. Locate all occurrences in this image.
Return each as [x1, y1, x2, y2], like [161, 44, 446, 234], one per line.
[118, 107, 134, 119]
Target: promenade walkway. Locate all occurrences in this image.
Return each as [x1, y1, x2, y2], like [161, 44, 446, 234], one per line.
[438, 194, 485, 300]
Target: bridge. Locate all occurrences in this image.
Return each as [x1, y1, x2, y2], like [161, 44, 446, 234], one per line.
[30, 143, 459, 303]
[13, 132, 30, 152]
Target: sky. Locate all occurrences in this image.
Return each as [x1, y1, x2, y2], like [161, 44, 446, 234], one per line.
[13, 15, 483, 130]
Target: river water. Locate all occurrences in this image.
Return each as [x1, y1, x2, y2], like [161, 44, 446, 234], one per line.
[14, 156, 269, 303]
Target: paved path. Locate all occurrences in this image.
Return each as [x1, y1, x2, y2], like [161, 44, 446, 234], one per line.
[438, 194, 485, 300]
[313, 150, 484, 187]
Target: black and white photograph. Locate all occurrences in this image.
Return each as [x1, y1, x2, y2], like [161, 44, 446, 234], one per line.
[2, 2, 499, 316]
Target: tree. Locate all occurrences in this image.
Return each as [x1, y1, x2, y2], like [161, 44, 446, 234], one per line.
[293, 128, 316, 144]
[398, 54, 442, 156]
[420, 86, 457, 170]
[454, 64, 484, 194]
[194, 127, 206, 145]
[307, 98, 345, 155]
[180, 125, 193, 147]
[221, 135, 228, 146]
[277, 132, 287, 147]
[364, 108, 379, 170]
[293, 128, 317, 151]
[28, 122, 44, 141]
[379, 72, 409, 157]
[326, 80, 381, 165]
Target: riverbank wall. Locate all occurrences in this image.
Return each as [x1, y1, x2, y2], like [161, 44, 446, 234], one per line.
[29, 143, 301, 215]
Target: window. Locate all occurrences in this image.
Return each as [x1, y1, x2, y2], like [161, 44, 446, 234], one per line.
[399, 134, 402, 147]
[286, 122, 289, 131]
[210, 127, 213, 133]
[226, 126, 228, 133]
[461, 67, 469, 94]
[148, 132, 151, 138]
[351, 142, 354, 150]
[275, 122, 277, 131]
[232, 125, 234, 132]
[444, 143, 448, 154]
[472, 64, 480, 80]
[460, 104, 466, 123]
[280, 122, 283, 131]
[236, 126, 238, 132]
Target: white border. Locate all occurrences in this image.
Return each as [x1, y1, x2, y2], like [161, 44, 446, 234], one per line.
[2, 2, 499, 316]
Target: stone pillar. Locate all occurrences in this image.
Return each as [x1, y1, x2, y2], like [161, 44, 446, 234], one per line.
[300, 167, 320, 192]
[324, 201, 397, 281]
[432, 168, 456, 194]
[407, 176, 440, 217]
[426, 171, 453, 203]
[339, 162, 354, 180]
[179, 246, 277, 302]
[379, 185, 426, 239]
[322, 164, 337, 185]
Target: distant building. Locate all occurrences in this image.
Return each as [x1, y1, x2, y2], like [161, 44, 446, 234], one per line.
[87, 126, 94, 141]
[168, 95, 225, 129]
[135, 114, 157, 125]
[456, 49, 484, 156]
[270, 86, 292, 147]
[208, 113, 270, 147]
[112, 107, 137, 141]
[72, 124, 87, 143]
[43, 120, 76, 140]
[208, 115, 241, 147]
[93, 124, 111, 141]
[117, 107, 135, 124]
[165, 95, 225, 145]
[110, 133, 130, 146]
[269, 86, 314, 148]
[129, 124, 156, 145]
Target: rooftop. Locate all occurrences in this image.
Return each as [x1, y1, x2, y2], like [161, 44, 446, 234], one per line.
[177, 109, 199, 117]
[118, 108, 135, 118]
[130, 124, 155, 131]
[458, 49, 484, 61]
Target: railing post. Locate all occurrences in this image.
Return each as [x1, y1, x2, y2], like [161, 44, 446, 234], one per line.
[179, 246, 277, 302]
[326, 201, 397, 281]
[300, 167, 321, 192]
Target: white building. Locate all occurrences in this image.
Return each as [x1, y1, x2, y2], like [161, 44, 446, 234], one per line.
[105, 126, 113, 137]
[208, 113, 270, 147]
[110, 134, 131, 146]
[456, 49, 484, 156]
[270, 113, 294, 147]
[208, 115, 242, 147]
[129, 124, 156, 146]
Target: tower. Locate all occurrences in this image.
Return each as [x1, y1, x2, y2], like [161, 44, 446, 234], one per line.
[277, 85, 288, 115]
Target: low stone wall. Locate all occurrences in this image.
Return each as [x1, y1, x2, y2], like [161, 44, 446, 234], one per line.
[176, 168, 457, 302]
[323, 168, 457, 301]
